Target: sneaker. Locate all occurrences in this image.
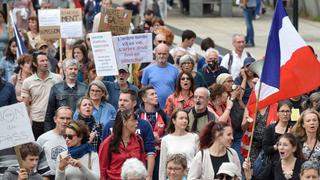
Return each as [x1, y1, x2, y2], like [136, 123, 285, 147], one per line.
[255, 15, 260, 19]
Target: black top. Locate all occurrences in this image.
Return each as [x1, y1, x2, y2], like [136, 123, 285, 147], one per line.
[273, 159, 304, 180]
[210, 153, 229, 178]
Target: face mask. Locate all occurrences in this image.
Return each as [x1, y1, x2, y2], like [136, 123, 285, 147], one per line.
[208, 61, 217, 69]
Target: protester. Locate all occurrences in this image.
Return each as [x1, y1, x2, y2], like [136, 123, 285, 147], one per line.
[0, 78, 17, 107]
[0, 37, 17, 81]
[292, 109, 320, 162]
[166, 154, 188, 180]
[178, 54, 207, 88]
[188, 87, 217, 134]
[10, 54, 32, 102]
[92, 0, 113, 32]
[216, 162, 241, 180]
[27, 15, 41, 49]
[3, 143, 42, 180]
[45, 59, 88, 131]
[22, 51, 62, 139]
[197, 37, 216, 71]
[86, 62, 97, 84]
[99, 110, 146, 180]
[72, 44, 90, 82]
[169, 29, 197, 58]
[56, 120, 100, 180]
[37, 106, 73, 178]
[300, 161, 319, 180]
[121, 158, 148, 180]
[159, 109, 198, 180]
[301, 92, 320, 112]
[188, 121, 241, 179]
[74, 80, 116, 128]
[164, 72, 194, 118]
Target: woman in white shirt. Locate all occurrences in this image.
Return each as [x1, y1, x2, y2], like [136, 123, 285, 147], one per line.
[159, 109, 199, 180]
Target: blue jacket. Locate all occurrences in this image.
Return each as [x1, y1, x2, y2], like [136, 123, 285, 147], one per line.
[102, 118, 156, 155]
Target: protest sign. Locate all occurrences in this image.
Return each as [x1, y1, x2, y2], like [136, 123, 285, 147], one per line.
[60, 8, 83, 38]
[113, 33, 153, 64]
[90, 32, 119, 76]
[38, 9, 61, 40]
[38, 8, 83, 40]
[98, 8, 132, 36]
[0, 103, 34, 150]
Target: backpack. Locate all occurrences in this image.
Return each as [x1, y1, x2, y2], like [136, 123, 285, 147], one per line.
[227, 52, 252, 73]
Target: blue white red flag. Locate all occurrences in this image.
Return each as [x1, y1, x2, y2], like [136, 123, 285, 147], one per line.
[247, 0, 320, 114]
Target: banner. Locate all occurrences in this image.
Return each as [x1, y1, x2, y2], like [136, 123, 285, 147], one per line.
[98, 8, 132, 36]
[39, 8, 83, 40]
[0, 103, 34, 150]
[90, 32, 119, 76]
[113, 33, 153, 64]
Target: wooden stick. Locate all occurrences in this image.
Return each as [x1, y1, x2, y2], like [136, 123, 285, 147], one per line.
[246, 80, 263, 159]
[59, 38, 63, 62]
[14, 145, 23, 168]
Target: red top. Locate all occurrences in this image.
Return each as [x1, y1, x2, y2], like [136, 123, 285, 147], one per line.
[99, 134, 146, 180]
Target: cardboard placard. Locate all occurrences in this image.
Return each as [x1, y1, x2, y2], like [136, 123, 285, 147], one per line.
[113, 33, 153, 64]
[90, 32, 119, 76]
[60, 9, 83, 38]
[0, 103, 35, 150]
[98, 8, 132, 36]
[38, 9, 61, 40]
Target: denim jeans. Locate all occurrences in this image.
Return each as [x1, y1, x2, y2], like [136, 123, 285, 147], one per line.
[243, 7, 255, 45]
[256, 0, 261, 16]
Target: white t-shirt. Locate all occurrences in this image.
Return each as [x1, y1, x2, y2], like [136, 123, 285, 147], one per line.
[221, 50, 252, 79]
[37, 130, 67, 175]
[159, 133, 199, 180]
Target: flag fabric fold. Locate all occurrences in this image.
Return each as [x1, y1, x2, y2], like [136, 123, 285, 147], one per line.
[241, 0, 320, 158]
[10, 11, 28, 58]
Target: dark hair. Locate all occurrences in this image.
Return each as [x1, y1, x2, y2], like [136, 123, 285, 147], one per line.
[277, 100, 293, 111]
[209, 84, 225, 101]
[151, 16, 164, 26]
[175, 72, 194, 97]
[14, 54, 33, 73]
[144, 9, 154, 16]
[32, 51, 47, 72]
[28, 16, 39, 32]
[67, 120, 90, 144]
[74, 39, 88, 50]
[182, 29, 196, 42]
[279, 133, 305, 160]
[200, 37, 215, 51]
[166, 108, 189, 134]
[138, 85, 155, 100]
[199, 121, 229, 149]
[121, 89, 138, 102]
[72, 44, 89, 64]
[4, 37, 16, 62]
[107, 110, 137, 166]
[0, 10, 6, 24]
[20, 143, 40, 160]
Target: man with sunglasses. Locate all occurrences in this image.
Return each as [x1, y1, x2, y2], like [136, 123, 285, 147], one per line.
[37, 106, 73, 180]
[21, 52, 62, 140]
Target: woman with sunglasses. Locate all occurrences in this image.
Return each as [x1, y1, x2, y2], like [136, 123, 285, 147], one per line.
[99, 110, 146, 180]
[164, 72, 194, 118]
[159, 109, 198, 180]
[56, 120, 99, 180]
[188, 121, 241, 180]
[292, 109, 320, 162]
[300, 161, 319, 180]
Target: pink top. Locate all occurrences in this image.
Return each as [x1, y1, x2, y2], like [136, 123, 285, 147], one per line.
[164, 91, 194, 118]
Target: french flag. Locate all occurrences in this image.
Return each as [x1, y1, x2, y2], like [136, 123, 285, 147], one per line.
[10, 11, 28, 58]
[241, 0, 320, 158]
[247, 0, 320, 114]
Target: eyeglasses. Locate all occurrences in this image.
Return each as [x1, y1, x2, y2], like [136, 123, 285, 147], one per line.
[63, 134, 77, 140]
[181, 77, 191, 81]
[158, 40, 167, 44]
[216, 174, 233, 180]
[279, 110, 291, 114]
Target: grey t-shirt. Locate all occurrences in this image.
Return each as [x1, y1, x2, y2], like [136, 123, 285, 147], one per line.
[247, 0, 256, 7]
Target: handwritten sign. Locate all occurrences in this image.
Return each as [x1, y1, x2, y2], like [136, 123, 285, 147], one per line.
[38, 8, 83, 40]
[90, 32, 118, 76]
[38, 9, 61, 40]
[0, 103, 35, 150]
[98, 8, 132, 36]
[291, 108, 300, 121]
[60, 8, 83, 38]
[113, 33, 153, 64]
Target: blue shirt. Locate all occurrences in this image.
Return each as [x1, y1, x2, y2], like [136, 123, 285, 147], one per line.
[103, 81, 139, 110]
[0, 80, 17, 107]
[73, 101, 116, 127]
[0, 56, 17, 82]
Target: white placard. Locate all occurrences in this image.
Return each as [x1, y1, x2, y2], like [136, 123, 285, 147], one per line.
[60, 21, 83, 38]
[113, 33, 153, 64]
[90, 32, 119, 76]
[0, 103, 35, 150]
[38, 9, 61, 27]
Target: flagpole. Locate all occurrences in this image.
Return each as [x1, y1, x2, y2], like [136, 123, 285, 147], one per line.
[246, 79, 263, 160]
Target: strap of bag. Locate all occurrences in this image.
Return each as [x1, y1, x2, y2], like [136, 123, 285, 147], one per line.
[88, 152, 92, 170]
[307, 140, 318, 160]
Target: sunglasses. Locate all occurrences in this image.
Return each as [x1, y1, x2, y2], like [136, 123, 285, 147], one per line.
[181, 77, 191, 81]
[63, 134, 77, 140]
[216, 174, 233, 180]
[158, 40, 167, 44]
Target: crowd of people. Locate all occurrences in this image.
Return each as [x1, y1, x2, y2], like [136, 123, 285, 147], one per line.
[0, 0, 319, 180]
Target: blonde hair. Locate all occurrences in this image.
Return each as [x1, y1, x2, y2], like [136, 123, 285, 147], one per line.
[291, 109, 320, 141]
